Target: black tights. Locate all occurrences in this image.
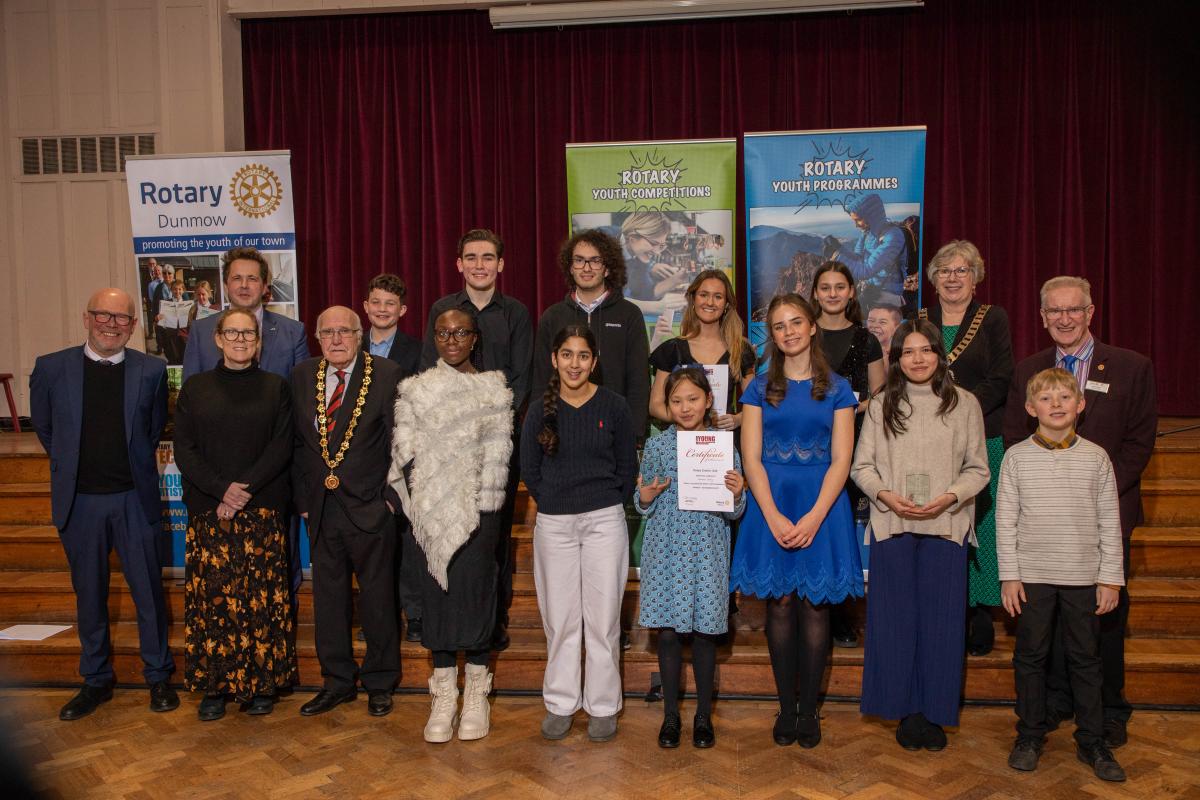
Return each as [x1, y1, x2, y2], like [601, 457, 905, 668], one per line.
[657, 629, 719, 716]
[432, 650, 490, 669]
[765, 593, 830, 717]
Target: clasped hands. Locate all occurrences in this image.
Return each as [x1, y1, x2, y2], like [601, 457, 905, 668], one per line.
[217, 482, 251, 521]
[876, 490, 957, 521]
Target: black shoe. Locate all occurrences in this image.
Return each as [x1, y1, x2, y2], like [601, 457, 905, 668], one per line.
[1103, 718, 1128, 749]
[149, 681, 180, 713]
[620, 630, 631, 651]
[405, 618, 423, 643]
[796, 713, 821, 749]
[246, 694, 275, 716]
[832, 622, 859, 649]
[966, 608, 995, 656]
[1008, 737, 1042, 771]
[493, 627, 511, 653]
[896, 714, 924, 751]
[299, 688, 357, 716]
[198, 693, 226, 721]
[693, 713, 715, 749]
[658, 712, 682, 748]
[367, 691, 393, 717]
[355, 628, 366, 642]
[772, 707, 798, 746]
[921, 719, 947, 751]
[1044, 707, 1073, 733]
[59, 684, 113, 721]
[1076, 743, 1126, 782]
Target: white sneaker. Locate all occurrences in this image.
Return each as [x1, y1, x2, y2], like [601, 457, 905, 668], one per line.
[423, 666, 459, 743]
[458, 663, 493, 741]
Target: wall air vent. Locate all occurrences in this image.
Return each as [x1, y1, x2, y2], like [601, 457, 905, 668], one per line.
[18, 133, 155, 177]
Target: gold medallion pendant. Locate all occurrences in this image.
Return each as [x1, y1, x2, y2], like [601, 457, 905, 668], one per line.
[324, 474, 340, 490]
[314, 354, 374, 494]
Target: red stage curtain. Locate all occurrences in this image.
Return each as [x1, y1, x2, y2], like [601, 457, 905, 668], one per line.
[242, 0, 1197, 413]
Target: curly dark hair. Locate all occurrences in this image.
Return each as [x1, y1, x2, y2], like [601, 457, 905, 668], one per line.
[365, 273, 407, 301]
[557, 229, 627, 294]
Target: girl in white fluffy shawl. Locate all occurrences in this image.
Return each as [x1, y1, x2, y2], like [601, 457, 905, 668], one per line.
[387, 308, 512, 744]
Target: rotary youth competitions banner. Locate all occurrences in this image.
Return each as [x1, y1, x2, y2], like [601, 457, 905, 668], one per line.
[744, 127, 926, 362]
[566, 138, 737, 352]
[125, 151, 300, 567]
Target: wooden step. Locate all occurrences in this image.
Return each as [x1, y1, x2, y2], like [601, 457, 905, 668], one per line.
[0, 434, 50, 484]
[1131, 527, 1200, 577]
[0, 483, 52, 525]
[1147, 421, 1200, 480]
[1142, 480, 1200, 525]
[1, 621, 1196, 705]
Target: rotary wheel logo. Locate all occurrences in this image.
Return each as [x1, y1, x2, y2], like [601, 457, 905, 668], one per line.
[229, 163, 283, 218]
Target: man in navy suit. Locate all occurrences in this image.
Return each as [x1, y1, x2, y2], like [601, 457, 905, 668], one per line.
[1003, 275, 1157, 749]
[182, 247, 309, 380]
[30, 288, 178, 721]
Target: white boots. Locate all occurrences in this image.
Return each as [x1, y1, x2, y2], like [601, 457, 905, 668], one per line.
[423, 663, 493, 743]
[459, 663, 493, 741]
[424, 666, 459, 743]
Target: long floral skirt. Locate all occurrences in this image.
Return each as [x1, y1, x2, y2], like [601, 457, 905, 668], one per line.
[184, 507, 297, 699]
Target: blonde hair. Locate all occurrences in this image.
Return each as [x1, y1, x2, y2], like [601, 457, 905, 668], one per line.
[927, 239, 985, 284]
[620, 211, 671, 241]
[1039, 276, 1092, 307]
[1025, 367, 1084, 405]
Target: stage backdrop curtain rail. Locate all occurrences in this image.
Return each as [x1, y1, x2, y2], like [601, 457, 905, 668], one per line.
[242, 0, 1197, 413]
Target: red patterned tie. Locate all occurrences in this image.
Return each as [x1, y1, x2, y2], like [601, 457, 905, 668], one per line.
[326, 369, 346, 432]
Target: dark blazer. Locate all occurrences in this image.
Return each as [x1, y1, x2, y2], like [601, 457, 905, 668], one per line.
[291, 354, 403, 537]
[1003, 341, 1157, 536]
[922, 301, 1014, 438]
[29, 346, 168, 528]
[363, 330, 421, 380]
[182, 308, 309, 381]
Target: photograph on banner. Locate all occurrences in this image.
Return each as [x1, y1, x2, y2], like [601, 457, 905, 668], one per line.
[744, 127, 926, 360]
[126, 151, 300, 569]
[565, 139, 737, 352]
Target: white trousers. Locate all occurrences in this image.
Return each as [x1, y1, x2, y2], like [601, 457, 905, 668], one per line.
[533, 503, 629, 717]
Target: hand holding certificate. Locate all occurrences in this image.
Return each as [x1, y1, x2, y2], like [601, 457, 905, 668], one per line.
[677, 430, 735, 512]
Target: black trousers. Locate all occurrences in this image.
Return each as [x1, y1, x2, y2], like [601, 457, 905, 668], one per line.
[1045, 538, 1132, 723]
[1013, 583, 1104, 747]
[309, 496, 398, 693]
[396, 513, 424, 621]
[493, 430, 521, 635]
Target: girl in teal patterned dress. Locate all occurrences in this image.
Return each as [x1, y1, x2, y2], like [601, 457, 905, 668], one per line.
[636, 367, 746, 750]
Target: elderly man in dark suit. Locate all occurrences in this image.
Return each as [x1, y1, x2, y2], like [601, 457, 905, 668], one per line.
[292, 306, 403, 717]
[1003, 275, 1157, 749]
[182, 246, 309, 381]
[30, 288, 178, 720]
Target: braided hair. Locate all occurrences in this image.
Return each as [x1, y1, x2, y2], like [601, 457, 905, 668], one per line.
[538, 324, 598, 456]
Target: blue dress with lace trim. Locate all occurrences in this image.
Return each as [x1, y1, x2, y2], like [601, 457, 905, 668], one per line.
[729, 373, 864, 602]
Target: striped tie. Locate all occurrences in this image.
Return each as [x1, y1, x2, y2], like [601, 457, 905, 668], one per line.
[326, 370, 346, 432]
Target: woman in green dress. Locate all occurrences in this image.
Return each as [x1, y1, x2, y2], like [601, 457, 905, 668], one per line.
[918, 241, 1013, 656]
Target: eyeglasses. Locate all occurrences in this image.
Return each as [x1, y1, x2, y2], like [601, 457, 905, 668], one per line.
[434, 328, 476, 342]
[571, 256, 604, 269]
[1042, 306, 1090, 320]
[317, 327, 360, 340]
[219, 328, 259, 342]
[87, 310, 134, 326]
[934, 266, 971, 279]
[636, 234, 668, 250]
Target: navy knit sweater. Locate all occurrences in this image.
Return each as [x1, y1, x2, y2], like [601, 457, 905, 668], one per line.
[520, 386, 638, 516]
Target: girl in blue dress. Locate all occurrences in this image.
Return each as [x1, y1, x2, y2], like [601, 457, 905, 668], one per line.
[636, 367, 746, 750]
[731, 293, 863, 748]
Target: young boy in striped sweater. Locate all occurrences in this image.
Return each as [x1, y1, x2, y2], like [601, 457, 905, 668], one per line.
[997, 367, 1126, 782]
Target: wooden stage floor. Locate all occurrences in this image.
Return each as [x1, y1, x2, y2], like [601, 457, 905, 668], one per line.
[2, 690, 1198, 799]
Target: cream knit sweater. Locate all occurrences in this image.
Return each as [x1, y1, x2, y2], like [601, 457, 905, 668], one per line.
[851, 383, 990, 545]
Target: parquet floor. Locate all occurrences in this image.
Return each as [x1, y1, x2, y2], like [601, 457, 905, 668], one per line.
[3, 690, 1198, 799]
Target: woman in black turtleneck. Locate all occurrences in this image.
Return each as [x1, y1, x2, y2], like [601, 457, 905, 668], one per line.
[173, 308, 296, 721]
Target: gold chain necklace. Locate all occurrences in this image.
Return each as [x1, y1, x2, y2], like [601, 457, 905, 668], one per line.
[314, 353, 373, 490]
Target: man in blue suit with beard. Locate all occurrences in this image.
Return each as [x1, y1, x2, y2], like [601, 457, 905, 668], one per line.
[182, 247, 309, 380]
[30, 288, 178, 720]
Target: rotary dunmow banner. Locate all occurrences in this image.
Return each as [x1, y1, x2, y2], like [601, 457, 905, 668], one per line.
[566, 139, 737, 352]
[124, 151, 300, 567]
[744, 127, 926, 360]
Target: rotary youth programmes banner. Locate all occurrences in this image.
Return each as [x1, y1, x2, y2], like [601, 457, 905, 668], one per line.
[566, 139, 737, 352]
[125, 151, 300, 566]
[744, 127, 926, 360]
